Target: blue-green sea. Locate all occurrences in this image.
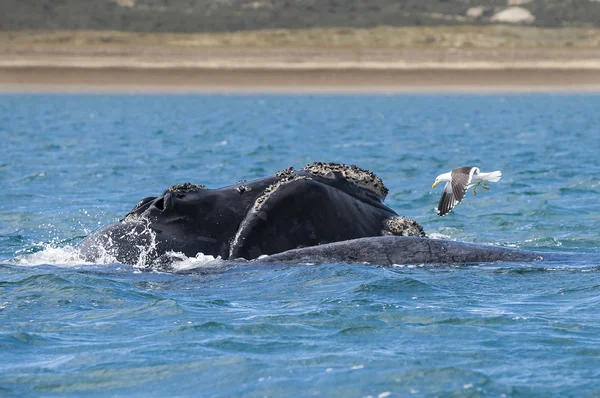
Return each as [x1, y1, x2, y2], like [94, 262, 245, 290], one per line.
[1, 94, 599, 396]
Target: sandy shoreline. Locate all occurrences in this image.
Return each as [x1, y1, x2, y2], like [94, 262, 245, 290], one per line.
[3, 28, 600, 92]
[3, 65, 600, 93]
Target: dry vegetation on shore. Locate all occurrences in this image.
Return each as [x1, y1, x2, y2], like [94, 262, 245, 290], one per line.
[2, 26, 600, 91]
[3, 26, 600, 50]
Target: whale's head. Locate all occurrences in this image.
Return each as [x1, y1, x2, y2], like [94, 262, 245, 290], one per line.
[77, 178, 277, 264]
[77, 163, 421, 266]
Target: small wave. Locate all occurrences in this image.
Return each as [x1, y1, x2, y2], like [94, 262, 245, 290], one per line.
[427, 233, 453, 240]
[523, 237, 563, 248]
[338, 326, 378, 335]
[355, 278, 436, 293]
[427, 227, 466, 241]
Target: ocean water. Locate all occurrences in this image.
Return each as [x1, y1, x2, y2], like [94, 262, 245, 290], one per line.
[1, 93, 599, 396]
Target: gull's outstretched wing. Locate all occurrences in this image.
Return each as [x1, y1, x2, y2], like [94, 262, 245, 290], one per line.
[436, 166, 478, 216]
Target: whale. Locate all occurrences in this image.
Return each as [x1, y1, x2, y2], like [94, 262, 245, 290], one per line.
[78, 162, 545, 267]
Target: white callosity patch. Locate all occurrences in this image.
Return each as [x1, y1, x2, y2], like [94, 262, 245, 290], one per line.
[251, 173, 310, 213]
[275, 166, 295, 179]
[382, 216, 426, 237]
[163, 182, 206, 194]
[302, 162, 389, 201]
[123, 212, 145, 222]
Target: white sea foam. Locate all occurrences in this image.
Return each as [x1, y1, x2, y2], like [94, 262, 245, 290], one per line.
[8, 216, 227, 271]
[524, 237, 563, 247]
[156, 251, 226, 272]
[11, 244, 98, 267]
[427, 232, 453, 240]
[9, 242, 226, 272]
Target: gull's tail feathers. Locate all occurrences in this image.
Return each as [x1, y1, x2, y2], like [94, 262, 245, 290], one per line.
[479, 170, 502, 183]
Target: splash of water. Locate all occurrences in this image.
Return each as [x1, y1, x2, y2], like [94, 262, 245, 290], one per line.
[8, 219, 227, 273]
[11, 244, 106, 267]
[155, 251, 227, 272]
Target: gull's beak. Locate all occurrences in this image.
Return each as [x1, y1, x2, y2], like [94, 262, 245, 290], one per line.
[432, 182, 438, 188]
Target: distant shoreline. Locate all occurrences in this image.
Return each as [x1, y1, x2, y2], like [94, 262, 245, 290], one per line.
[2, 27, 600, 93]
[2, 66, 600, 93]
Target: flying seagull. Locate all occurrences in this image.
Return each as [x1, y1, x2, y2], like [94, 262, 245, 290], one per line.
[432, 166, 502, 216]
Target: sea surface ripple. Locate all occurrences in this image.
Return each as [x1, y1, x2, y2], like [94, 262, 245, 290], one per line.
[1, 94, 599, 396]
